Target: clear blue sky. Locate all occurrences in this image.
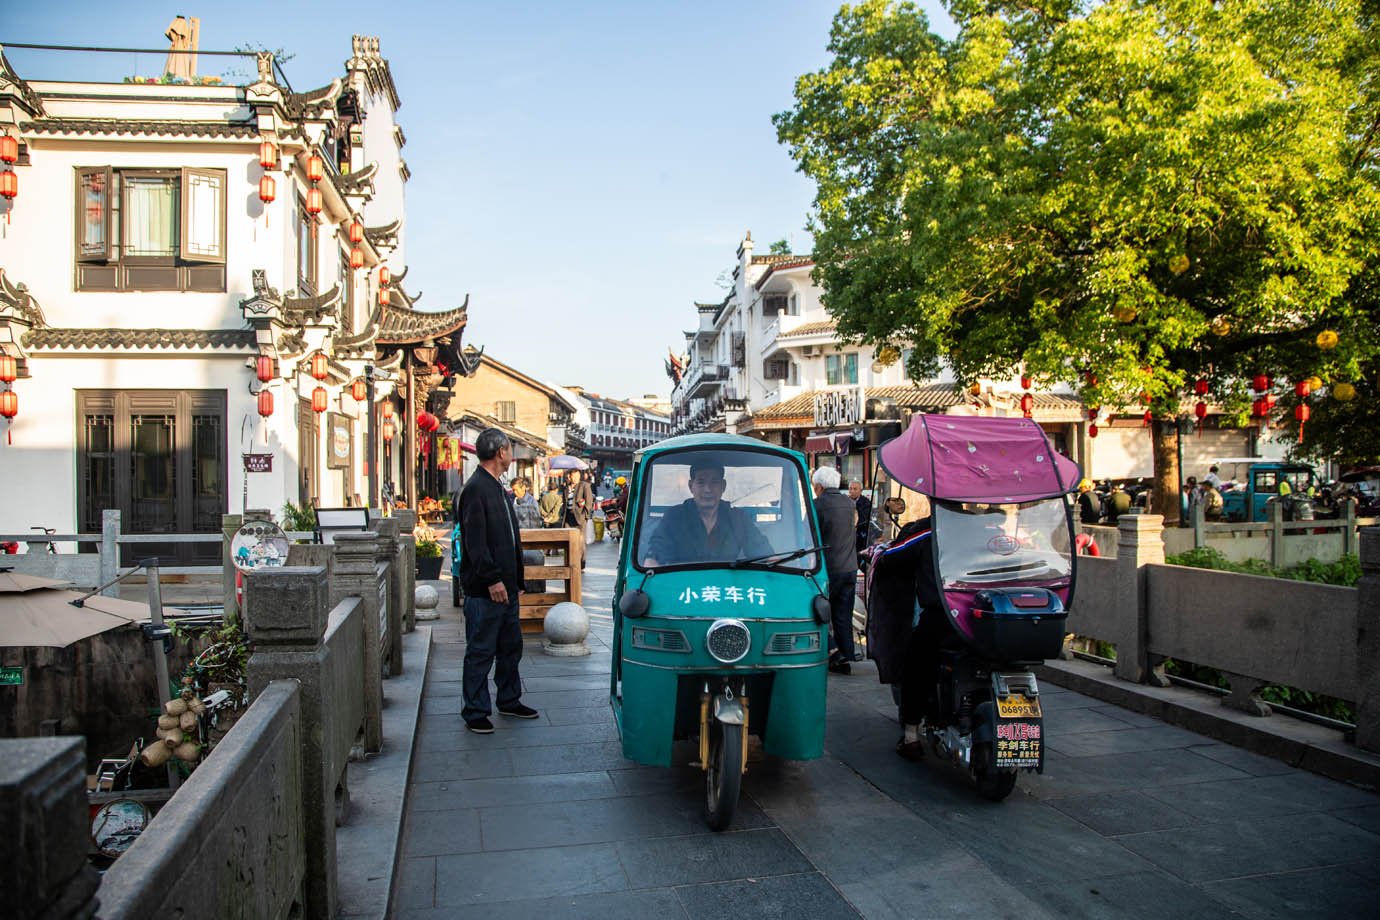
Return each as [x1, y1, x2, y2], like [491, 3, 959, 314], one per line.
[6, 1, 954, 401]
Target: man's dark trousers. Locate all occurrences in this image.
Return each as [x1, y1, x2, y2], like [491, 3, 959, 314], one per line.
[828, 572, 856, 662]
[462, 595, 523, 723]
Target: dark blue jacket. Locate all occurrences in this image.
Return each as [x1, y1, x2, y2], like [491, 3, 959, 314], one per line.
[458, 468, 524, 597]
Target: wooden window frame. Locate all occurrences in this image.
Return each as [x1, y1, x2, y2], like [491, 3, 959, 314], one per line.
[73, 166, 227, 292]
[297, 196, 318, 297]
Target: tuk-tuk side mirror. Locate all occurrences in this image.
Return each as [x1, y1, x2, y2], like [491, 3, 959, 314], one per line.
[620, 589, 650, 619]
[812, 595, 831, 624]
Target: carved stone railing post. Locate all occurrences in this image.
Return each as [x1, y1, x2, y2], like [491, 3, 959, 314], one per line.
[100, 509, 121, 597]
[222, 513, 241, 622]
[392, 508, 419, 633]
[331, 532, 384, 751]
[0, 738, 101, 920]
[244, 565, 337, 920]
[1114, 514, 1165, 685]
[373, 517, 404, 676]
[1355, 528, 1380, 752]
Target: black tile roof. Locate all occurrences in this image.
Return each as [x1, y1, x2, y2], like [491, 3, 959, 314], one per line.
[23, 328, 256, 350]
[25, 118, 257, 139]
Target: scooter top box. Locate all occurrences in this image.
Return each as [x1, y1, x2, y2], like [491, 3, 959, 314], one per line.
[967, 588, 1067, 663]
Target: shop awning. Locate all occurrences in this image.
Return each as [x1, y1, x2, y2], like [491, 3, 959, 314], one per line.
[804, 432, 853, 454]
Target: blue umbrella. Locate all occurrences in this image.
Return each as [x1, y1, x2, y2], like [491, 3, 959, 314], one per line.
[547, 454, 589, 471]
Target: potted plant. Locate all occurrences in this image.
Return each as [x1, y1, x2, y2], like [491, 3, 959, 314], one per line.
[415, 538, 444, 580]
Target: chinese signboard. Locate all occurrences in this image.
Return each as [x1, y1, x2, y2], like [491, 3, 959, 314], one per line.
[0, 666, 23, 686]
[243, 453, 273, 473]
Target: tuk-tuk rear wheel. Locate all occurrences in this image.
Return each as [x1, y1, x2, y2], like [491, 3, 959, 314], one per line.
[704, 719, 742, 831]
[972, 742, 1018, 801]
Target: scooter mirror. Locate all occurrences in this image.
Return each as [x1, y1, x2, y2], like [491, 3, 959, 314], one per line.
[812, 594, 831, 624]
[620, 589, 650, 618]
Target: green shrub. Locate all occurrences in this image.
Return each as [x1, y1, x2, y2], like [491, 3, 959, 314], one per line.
[416, 539, 443, 559]
[280, 502, 317, 532]
[1165, 548, 1359, 587]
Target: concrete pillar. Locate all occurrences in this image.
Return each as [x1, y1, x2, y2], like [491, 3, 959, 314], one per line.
[331, 532, 384, 751]
[373, 517, 404, 676]
[1354, 528, 1380, 752]
[100, 509, 121, 598]
[0, 737, 100, 920]
[392, 508, 419, 634]
[222, 513, 242, 623]
[1269, 499, 1285, 567]
[1114, 514, 1165, 685]
[244, 565, 337, 920]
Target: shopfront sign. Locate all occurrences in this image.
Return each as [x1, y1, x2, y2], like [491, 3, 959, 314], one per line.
[813, 389, 865, 428]
[328, 412, 352, 470]
[243, 453, 273, 473]
[0, 666, 23, 686]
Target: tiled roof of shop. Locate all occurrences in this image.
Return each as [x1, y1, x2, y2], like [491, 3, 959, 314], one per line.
[26, 118, 257, 138]
[750, 253, 810, 266]
[376, 298, 469, 344]
[778, 320, 838, 338]
[23, 328, 256, 350]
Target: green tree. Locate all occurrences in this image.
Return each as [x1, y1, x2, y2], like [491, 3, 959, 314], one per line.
[776, 0, 1380, 516]
[769, 238, 793, 255]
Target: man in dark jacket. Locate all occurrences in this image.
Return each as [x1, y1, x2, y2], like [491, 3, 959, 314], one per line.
[848, 479, 872, 554]
[641, 458, 772, 566]
[458, 428, 538, 734]
[814, 466, 859, 674]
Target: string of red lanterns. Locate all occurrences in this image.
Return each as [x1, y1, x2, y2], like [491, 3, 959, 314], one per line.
[0, 133, 18, 224]
[0, 353, 15, 444]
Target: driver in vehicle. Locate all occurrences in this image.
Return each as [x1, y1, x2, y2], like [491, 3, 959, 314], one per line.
[641, 458, 773, 567]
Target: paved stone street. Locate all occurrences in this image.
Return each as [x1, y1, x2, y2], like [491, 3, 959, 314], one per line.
[393, 537, 1380, 919]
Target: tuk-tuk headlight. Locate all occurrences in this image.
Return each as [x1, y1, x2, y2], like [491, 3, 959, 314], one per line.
[705, 618, 751, 664]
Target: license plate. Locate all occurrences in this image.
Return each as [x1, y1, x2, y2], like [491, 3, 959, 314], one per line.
[996, 693, 1042, 719]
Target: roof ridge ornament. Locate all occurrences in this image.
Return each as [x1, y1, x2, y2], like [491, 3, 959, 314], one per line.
[0, 46, 46, 119]
[0, 274, 46, 327]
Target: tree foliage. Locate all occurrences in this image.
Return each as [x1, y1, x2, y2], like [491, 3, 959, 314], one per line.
[776, 0, 1380, 486]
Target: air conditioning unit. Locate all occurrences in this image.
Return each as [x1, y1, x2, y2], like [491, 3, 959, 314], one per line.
[801, 345, 816, 356]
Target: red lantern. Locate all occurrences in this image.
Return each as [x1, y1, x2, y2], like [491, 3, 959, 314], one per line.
[378, 287, 390, 306]
[258, 174, 276, 203]
[0, 388, 16, 442]
[1194, 379, 1209, 396]
[351, 379, 367, 401]
[305, 187, 323, 215]
[310, 352, 328, 381]
[1252, 374, 1270, 393]
[255, 355, 274, 382]
[306, 154, 324, 183]
[1265, 393, 1277, 409]
[378, 266, 390, 287]
[1142, 409, 1153, 426]
[381, 401, 395, 419]
[257, 389, 274, 418]
[1294, 380, 1311, 398]
[1194, 401, 1208, 420]
[0, 136, 16, 164]
[258, 140, 278, 169]
[382, 421, 395, 441]
[1088, 423, 1098, 438]
[348, 220, 364, 243]
[1020, 374, 1032, 390]
[1294, 403, 1310, 443]
[312, 386, 328, 413]
[0, 354, 15, 384]
[0, 170, 17, 200]
[1019, 393, 1034, 417]
[1087, 407, 1099, 421]
[349, 247, 364, 270]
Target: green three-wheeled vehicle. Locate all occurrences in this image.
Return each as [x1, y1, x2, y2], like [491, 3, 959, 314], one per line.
[610, 434, 832, 829]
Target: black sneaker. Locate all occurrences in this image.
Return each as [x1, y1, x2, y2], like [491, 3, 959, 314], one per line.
[497, 702, 539, 719]
[828, 659, 852, 675]
[896, 738, 925, 761]
[466, 717, 494, 734]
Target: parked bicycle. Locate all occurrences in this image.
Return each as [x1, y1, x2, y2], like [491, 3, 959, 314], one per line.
[27, 525, 57, 554]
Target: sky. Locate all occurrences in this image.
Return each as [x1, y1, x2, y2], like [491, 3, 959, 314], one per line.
[7, 1, 955, 402]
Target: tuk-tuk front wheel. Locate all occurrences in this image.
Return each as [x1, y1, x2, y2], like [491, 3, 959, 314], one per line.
[704, 719, 743, 831]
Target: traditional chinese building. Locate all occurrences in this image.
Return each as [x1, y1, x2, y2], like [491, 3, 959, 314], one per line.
[0, 36, 471, 553]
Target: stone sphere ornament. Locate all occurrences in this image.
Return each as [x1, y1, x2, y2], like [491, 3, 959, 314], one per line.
[543, 601, 591, 657]
[415, 584, 440, 621]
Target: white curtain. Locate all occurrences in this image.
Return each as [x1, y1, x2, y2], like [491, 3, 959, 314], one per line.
[124, 177, 176, 256]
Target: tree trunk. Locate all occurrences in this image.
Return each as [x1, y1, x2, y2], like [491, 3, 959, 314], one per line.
[1150, 420, 1181, 525]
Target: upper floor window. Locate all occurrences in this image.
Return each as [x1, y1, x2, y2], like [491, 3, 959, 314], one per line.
[297, 198, 317, 296]
[75, 167, 226, 292]
[495, 401, 516, 423]
[826, 353, 858, 386]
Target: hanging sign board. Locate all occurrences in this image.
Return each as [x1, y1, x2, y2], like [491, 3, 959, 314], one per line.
[327, 412, 352, 470]
[243, 453, 273, 473]
[0, 666, 23, 686]
[230, 520, 290, 571]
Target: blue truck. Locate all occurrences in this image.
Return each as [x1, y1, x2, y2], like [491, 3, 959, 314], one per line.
[1213, 458, 1317, 522]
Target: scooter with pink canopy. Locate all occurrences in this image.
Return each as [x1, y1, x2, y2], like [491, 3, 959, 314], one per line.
[863, 414, 1081, 800]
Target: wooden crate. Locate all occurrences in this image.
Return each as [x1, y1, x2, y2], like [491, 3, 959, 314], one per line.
[518, 527, 582, 633]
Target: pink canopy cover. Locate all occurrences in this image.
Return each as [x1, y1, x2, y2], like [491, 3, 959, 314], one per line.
[879, 414, 1081, 502]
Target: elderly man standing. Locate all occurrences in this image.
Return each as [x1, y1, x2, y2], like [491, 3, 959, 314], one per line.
[813, 466, 858, 675]
[457, 428, 538, 734]
[848, 479, 872, 554]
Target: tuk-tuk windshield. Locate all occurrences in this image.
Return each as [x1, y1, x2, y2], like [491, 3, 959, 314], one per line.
[932, 497, 1073, 589]
[634, 449, 816, 571]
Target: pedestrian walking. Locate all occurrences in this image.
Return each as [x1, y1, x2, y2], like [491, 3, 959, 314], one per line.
[511, 476, 541, 530]
[566, 469, 594, 570]
[538, 477, 564, 528]
[457, 428, 539, 734]
[812, 466, 859, 674]
[1076, 478, 1101, 524]
[848, 479, 872, 554]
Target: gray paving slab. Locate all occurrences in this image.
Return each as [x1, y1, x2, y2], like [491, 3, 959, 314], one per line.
[382, 535, 1380, 919]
